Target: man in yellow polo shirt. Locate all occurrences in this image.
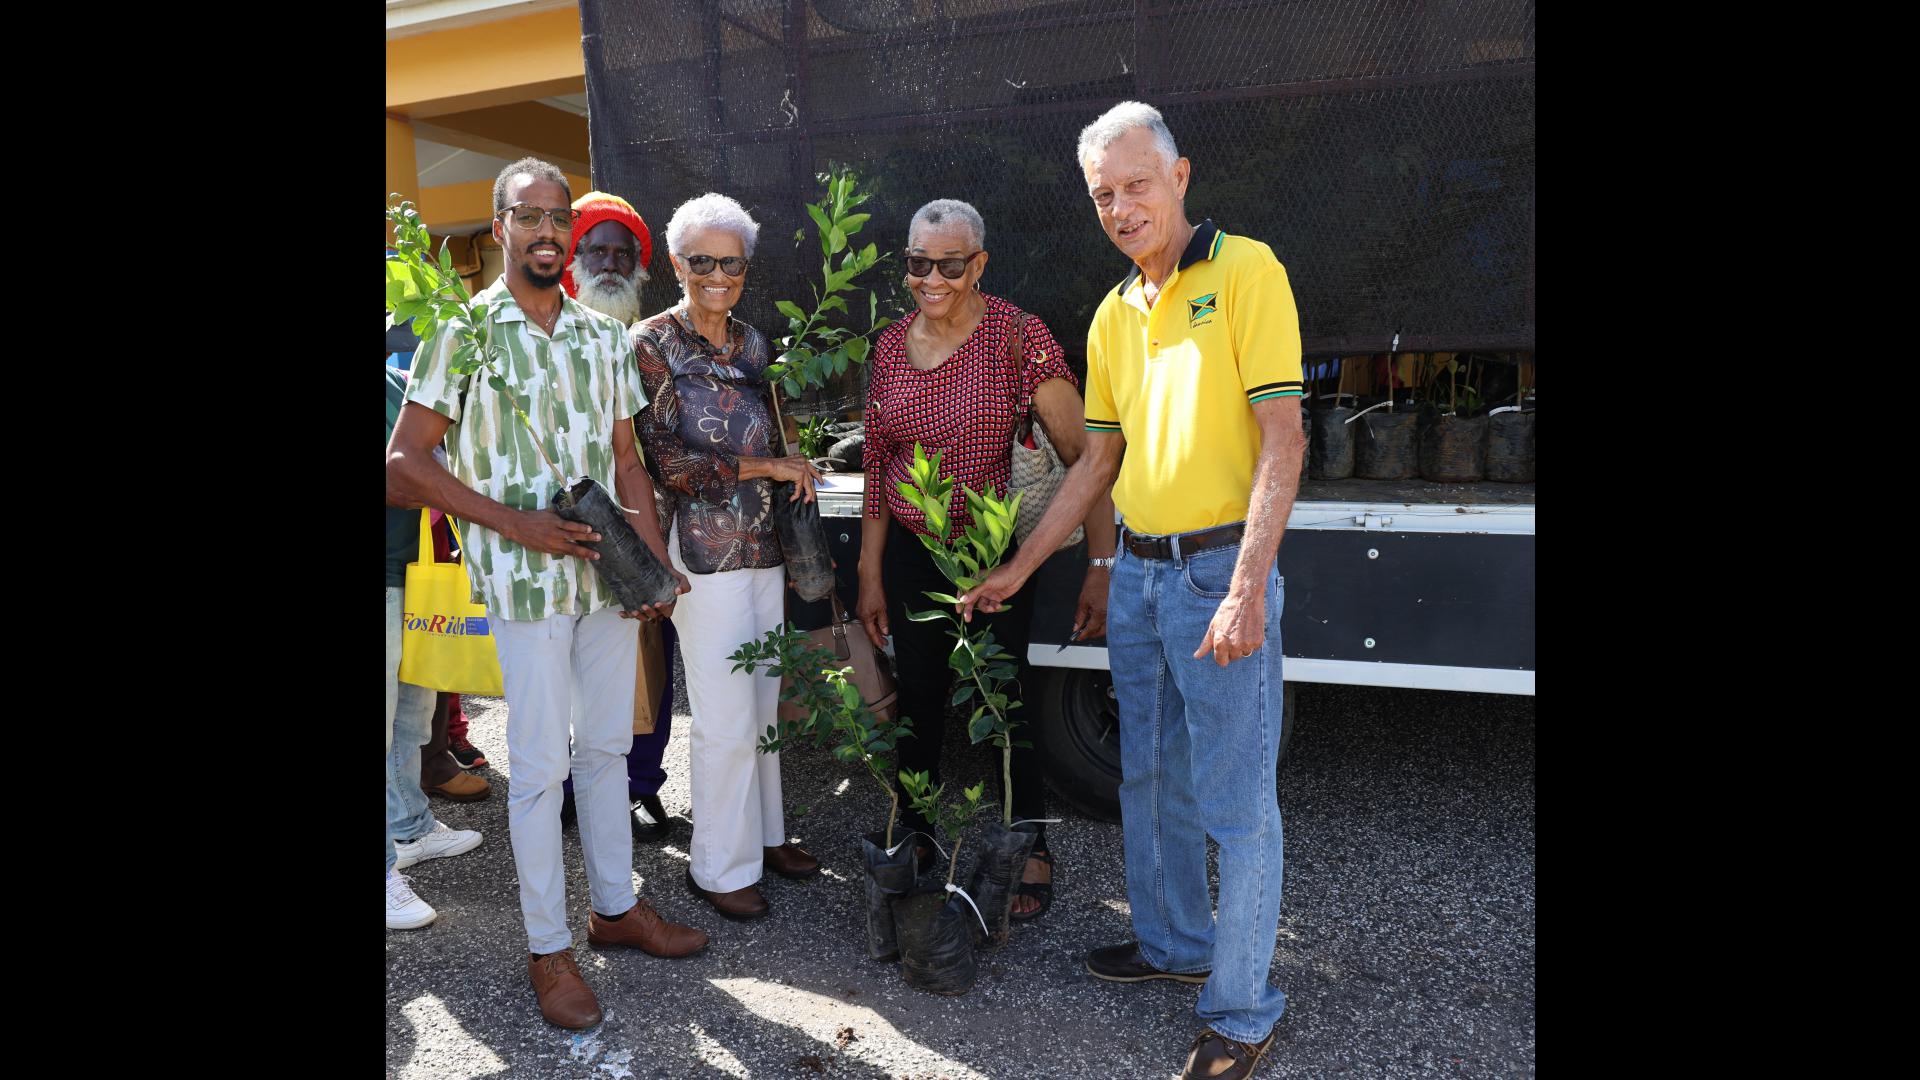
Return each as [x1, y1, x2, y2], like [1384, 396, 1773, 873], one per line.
[963, 101, 1304, 1080]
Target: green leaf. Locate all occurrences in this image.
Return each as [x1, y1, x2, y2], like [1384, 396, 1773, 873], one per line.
[859, 242, 878, 267]
[839, 212, 870, 237]
[968, 710, 994, 743]
[775, 300, 807, 322]
[411, 314, 433, 338]
[794, 228, 806, 243]
[487, 375, 508, 392]
[820, 295, 848, 314]
[783, 376, 802, 398]
[828, 226, 847, 254]
[846, 336, 869, 364]
[923, 591, 962, 605]
[952, 685, 977, 706]
[904, 608, 949, 623]
[805, 201, 833, 242]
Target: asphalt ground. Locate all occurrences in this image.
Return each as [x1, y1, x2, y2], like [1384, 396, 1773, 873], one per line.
[386, 664, 1535, 1079]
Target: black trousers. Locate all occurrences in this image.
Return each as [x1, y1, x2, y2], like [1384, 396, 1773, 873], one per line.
[883, 521, 1047, 846]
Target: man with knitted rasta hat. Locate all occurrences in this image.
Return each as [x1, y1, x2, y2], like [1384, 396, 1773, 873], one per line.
[564, 191, 652, 327]
[556, 190, 682, 847]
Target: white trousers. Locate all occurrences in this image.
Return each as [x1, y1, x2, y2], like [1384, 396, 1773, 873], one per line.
[493, 604, 639, 954]
[669, 529, 788, 893]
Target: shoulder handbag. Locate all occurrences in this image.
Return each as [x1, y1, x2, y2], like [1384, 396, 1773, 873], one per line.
[399, 509, 506, 696]
[1005, 313, 1085, 551]
[777, 592, 900, 728]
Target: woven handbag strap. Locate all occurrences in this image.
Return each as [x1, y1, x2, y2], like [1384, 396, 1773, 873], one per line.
[1007, 311, 1038, 440]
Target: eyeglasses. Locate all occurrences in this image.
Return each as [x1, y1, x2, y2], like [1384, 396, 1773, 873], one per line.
[497, 204, 578, 231]
[679, 254, 749, 277]
[904, 252, 981, 280]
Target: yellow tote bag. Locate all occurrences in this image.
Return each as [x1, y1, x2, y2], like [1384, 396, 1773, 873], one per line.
[399, 509, 505, 696]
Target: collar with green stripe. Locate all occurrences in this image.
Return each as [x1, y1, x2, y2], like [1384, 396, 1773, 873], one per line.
[1116, 218, 1222, 295]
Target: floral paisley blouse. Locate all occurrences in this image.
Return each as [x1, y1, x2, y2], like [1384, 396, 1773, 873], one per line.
[630, 306, 784, 574]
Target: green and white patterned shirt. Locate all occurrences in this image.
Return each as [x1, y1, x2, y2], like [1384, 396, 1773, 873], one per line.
[404, 276, 646, 622]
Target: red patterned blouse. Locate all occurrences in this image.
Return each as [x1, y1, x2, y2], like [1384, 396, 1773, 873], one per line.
[863, 293, 1075, 540]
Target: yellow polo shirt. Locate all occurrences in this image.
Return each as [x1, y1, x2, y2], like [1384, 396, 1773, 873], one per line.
[1084, 220, 1304, 536]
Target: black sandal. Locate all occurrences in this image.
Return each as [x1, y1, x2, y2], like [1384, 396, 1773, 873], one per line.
[1010, 847, 1054, 923]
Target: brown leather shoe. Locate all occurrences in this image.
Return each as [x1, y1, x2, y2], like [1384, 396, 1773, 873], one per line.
[685, 869, 769, 920]
[428, 770, 490, 802]
[586, 898, 709, 957]
[527, 949, 602, 1030]
[1181, 1027, 1276, 1079]
[764, 842, 820, 879]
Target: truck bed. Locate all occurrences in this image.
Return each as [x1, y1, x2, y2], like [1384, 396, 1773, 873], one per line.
[1297, 477, 1535, 505]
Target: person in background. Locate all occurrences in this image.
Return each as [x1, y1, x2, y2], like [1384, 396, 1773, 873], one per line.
[554, 190, 678, 842]
[387, 365, 484, 930]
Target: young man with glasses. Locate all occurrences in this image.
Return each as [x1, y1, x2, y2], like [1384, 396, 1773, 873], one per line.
[960, 103, 1305, 1080]
[387, 158, 706, 1031]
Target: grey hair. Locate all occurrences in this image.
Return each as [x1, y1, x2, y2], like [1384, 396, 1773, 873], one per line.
[665, 193, 760, 259]
[1076, 100, 1179, 169]
[908, 198, 985, 251]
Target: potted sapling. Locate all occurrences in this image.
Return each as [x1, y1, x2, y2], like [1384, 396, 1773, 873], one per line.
[763, 166, 898, 601]
[1309, 357, 1357, 480]
[1354, 342, 1419, 480]
[385, 199, 678, 609]
[895, 444, 1052, 950]
[729, 627, 921, 962]
[1419, 353, 1488, 482]
[894, 771, 990, 995]
[1485, 357, 1535, 482]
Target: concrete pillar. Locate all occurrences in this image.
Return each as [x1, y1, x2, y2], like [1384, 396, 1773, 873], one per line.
[386, 115, 418, 247]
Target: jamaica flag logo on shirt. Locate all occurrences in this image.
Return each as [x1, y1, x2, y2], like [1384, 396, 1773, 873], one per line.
[1187, 292, 1218, 327]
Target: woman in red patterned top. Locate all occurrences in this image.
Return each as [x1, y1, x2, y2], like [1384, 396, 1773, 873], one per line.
[858, 199, 1118, 924]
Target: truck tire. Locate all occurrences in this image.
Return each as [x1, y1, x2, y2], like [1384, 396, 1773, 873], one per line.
[1031, 667, 1294, 823]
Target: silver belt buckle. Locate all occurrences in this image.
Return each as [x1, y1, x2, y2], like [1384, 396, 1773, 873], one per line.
[1169, 531, 1184, 564]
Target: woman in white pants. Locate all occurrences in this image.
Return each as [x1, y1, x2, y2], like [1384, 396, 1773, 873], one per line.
[631, 193, 823, 918]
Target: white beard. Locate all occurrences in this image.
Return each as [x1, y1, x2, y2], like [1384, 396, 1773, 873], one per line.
[568, 252, 646, 326]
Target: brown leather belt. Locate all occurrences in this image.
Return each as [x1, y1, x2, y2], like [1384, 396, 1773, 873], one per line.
[1121, 521, 1247, 561]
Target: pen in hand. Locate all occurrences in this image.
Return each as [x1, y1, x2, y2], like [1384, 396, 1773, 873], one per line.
[1056, 626, 1084, 652]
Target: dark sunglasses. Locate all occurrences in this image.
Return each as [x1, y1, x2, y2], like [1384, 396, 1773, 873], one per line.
[905, 251, 981, 279]
[497, 204, 578, 231]
[680, 254, 749, 277]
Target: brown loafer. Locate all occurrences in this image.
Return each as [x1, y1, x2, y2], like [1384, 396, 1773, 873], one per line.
[586, 898, 709, 957]
[528, 949, 602, 1030]
[685, 869, 769, 920]
[1181, 1027, 1276, 1079]
[428, 770, 490, 802]
[764, 842, 820, 879]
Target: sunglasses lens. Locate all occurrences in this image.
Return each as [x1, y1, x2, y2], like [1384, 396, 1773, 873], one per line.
[720, 257, 747, 276]
[685, 255, 714, 274]
[905, 256, 932, 276]
[938, 258, 968, 279]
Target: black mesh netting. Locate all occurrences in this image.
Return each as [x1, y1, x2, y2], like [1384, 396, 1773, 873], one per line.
[581, 0, 1533, 380]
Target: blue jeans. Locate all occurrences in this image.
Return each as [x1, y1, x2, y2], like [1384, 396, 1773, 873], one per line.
[1105, 535, 1288, 1044]
[387, 586, 438, 876]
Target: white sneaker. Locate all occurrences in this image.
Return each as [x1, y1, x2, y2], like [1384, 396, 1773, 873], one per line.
[387, 871, 437, 930]
[393, 819, 482, 870]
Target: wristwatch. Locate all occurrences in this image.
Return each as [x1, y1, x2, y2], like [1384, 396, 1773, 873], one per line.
[1088, 556, 1116, 569]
